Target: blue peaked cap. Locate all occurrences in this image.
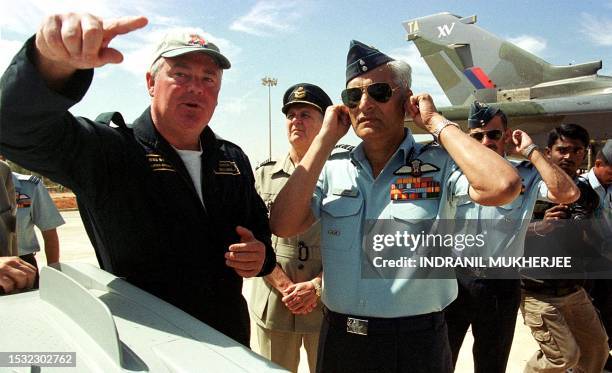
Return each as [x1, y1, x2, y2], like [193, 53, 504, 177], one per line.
[345, 40, 394, 84]
[468, 101, 506, 128]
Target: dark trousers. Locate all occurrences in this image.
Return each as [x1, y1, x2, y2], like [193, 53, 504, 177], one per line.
[316, 308, 452, 373]
[19, 253, 39, 289]
[444, 277, 520, 373]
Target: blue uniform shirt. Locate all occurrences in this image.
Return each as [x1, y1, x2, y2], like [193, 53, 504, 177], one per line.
[454, 161, 548, 258]
[13, 173, 65, 255]
[311, 132, 469, 317]
[585, 168, 612, 211]
[584, 168, 612, 241]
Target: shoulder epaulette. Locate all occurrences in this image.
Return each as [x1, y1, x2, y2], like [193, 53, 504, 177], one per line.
[256, 158, 276, 170]
[334, 144, 355, 151]
[28, 175, 41, 184]
[329, 144, 354, 160]
[421, 140, 440, 150]
[95, 112, 128, 129]
[515, 160, 533, 169]
[414, 140, 440, 157]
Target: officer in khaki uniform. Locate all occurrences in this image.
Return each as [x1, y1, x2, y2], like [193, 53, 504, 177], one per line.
[250, 83, 332, 373]
[0, 160, 17, 257]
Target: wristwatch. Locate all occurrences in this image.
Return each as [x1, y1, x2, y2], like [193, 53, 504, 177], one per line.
[311, 279, 322, 297]
[431, 118, 460, 144]
[521, 143, 539, 159]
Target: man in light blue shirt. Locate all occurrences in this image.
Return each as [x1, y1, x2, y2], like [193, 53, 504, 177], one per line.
[13, 172, 65, 287]
[270, 40, 522, 373]
[445, 103, 579, 373]
[583, 139, 612, 370]
[585, 140, 612, 212]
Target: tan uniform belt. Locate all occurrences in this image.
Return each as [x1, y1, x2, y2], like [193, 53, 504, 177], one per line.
[274, 243, 321, 261]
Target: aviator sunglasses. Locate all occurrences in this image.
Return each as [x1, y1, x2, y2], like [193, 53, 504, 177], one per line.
[470, 129, 503, 142]
[341, 82, 399, 108]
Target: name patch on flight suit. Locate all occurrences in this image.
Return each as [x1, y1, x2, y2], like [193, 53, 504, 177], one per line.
[16, 193, 31, 208]
[146, 154, 176, 172]
[214, 160, 241, 175]
[390, 159, 441, 201]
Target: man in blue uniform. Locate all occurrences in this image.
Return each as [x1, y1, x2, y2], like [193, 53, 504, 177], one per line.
[0, 160, 17, 257]
[0, 13, 275, 345]
[0, 160, 36, 294]
[584, 140, 612, 370]
[13, 172, 65, 287]
[444, 102, 579, 372]
[270, 41, 522, 373]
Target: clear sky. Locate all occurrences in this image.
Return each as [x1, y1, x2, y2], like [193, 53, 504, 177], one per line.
[1, 0, 611, 166]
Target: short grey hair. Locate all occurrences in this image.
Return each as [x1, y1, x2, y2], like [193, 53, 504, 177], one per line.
[149, 58, 165, 80]
[387, 60, 412, 93]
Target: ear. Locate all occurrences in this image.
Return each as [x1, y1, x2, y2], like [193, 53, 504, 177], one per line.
[595, 159, 602, 168]
[146, 72, 155, 97]
[545, 147, 552, 157]
[502, 128, 512, 144]
[403, 89, 413, 115]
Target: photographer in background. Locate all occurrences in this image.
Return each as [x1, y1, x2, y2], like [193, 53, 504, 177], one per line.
[521, 124, 608, 373]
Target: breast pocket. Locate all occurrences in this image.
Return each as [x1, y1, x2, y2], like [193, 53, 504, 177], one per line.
[389, 200, 438, 222]
[321, 195, 363, 252]
[494, 194, 524, 219]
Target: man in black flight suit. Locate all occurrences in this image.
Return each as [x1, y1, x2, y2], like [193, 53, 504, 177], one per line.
[0, 13, 276, 346]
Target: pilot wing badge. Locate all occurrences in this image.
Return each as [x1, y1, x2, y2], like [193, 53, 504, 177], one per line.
[215, 160, 241, 175]
[391, 159, 441, 202]
[146, 154, 176, 172]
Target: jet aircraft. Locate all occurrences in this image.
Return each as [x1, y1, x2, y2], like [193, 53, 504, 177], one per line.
[402, 13, 612, 149]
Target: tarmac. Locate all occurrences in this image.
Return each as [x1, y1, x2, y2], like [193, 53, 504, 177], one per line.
[34, 210, 545, 372]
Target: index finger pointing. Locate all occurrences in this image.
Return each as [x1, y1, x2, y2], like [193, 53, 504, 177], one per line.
[103, 16, 148, 39]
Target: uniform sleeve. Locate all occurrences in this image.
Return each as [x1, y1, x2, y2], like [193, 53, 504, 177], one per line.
[254, 165, 264, 197]
[536, 179, 550, 202]
[241, 157, 275, 276]
[311, 165, 328, 219]
[445, 159, 471, 208]
[0, 37, 118, 205]
[2, 164, 16, 212]
[0, 163, 17, 256]
[31, 181, 65, 231]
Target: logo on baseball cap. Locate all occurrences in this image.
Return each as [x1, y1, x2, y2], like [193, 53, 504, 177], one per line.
[151, 30, 231, 69]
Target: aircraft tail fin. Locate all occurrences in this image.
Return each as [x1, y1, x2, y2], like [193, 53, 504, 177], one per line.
[402, 13, 602, 105]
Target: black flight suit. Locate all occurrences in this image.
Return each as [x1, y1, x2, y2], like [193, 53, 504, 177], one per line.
[0, 38, 275, 346]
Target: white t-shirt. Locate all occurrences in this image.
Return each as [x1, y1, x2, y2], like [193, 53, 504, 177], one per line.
[174, 146, 204, 205]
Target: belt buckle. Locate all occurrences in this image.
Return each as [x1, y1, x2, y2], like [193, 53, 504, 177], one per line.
[346, 317, 368, 335]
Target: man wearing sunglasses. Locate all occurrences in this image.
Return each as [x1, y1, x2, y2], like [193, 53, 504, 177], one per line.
[445, 103, 579, 372]
[270, 40, 522, 373]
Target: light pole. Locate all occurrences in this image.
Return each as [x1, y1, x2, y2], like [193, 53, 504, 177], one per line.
[261, 76, 277, 160]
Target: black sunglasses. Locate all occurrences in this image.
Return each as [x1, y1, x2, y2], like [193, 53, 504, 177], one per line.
[470, 129, 503, 142]
[341, 82, 399, 108]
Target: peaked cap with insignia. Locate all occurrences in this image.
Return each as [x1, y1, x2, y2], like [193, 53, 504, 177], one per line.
[345, 40, 394, 84]
[468, 101, 507, 128]
[282, 83, 333, 114]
